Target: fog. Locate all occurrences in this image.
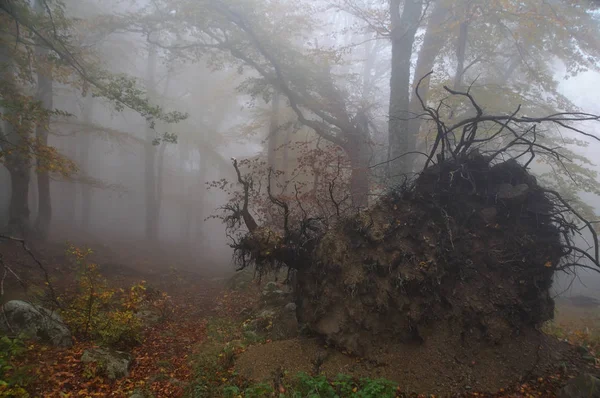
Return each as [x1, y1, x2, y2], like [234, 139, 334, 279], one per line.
[1, 0, 600, 282]
[554, 70, 600, 298]
[5, 1, 600, 395]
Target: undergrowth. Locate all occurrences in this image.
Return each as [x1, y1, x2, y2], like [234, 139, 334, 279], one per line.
[59, 244, 171, 349]
[187, 317, 400, 398]
[220, 372, 399, 398]
[0, 334, 30, 397]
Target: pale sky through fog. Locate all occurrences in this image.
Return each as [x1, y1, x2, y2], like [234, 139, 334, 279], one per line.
[559, 69, 600, 214]
[551, 69, 600, 297]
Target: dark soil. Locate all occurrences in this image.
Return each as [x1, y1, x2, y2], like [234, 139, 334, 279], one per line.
[235, 329, 598, 396]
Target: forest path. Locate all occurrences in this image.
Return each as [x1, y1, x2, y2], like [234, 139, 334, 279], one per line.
[1, 236, 246, 398]
[17, 273, 234, 397]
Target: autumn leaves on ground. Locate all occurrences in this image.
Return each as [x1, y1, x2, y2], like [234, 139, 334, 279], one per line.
[1, 238, 600, 398]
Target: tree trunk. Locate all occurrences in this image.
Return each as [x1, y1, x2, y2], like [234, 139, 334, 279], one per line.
[194, 150, 210, 246]
[156, 141, 166, 216]
[144, 45, 159, 242]
[408, 1, 449, 141]
[64, 133, 78, 226]
[154, 64, 173, 227]
[34, 0, 54, 239]
[388, 0, 424, 180]
[267, 89, 281, 170]
[0, 37, 30, 237]
[144, 140, 158, 241]
[6, 157, 31, 238]
[79, 96, 94, 231]
[453, 18, 469, 90]
[347, 115, 370, 208]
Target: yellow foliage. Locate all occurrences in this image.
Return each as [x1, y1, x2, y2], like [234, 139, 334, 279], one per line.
[60, 244, 146, 349]
[0, 386, 29, 398]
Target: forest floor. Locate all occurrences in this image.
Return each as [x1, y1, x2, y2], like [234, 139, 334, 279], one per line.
[2, 238, 600, 397]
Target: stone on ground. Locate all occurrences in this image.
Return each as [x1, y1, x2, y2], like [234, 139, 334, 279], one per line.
[558, 373, 600, 398]
[0, 300, 72, 347]
[81, 347, 132, 380]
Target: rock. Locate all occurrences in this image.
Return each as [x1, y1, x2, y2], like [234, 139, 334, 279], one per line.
[81, 348, 132, 380]
[0, 300, 72, 347]
[558, 373, 600, 398]
[262, 289, 290, 307]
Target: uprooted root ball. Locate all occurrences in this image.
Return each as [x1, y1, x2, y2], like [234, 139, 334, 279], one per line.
[295, 152, 564, 356]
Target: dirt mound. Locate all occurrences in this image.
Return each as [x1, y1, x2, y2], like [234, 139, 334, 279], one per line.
[235, 332, 591, 395]
[295, 153, 563, 355]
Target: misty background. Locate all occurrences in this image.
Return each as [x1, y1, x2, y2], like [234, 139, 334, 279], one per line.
[1, 0, 599, 293]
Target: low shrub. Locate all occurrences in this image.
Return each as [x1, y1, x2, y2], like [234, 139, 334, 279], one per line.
[0, 334, 30, 397]
[60, 244, 168, 349]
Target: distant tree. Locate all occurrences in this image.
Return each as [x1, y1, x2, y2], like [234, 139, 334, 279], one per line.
[127, 0, 375, 207]
[337, 0, 600, 220]
[0, 0, 186, 237]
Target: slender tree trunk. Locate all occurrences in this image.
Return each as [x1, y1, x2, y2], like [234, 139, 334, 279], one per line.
[144, 45, 159, 242]
[362, 38, 375, 101]
[79, 96, 94, 231]
[388, 0, 424, 180]
[267, 89, 281, 170]
[6, 157, 31, 238]
[194, 151, 209, 246]
[453, 18, 469, 90]
[408, 1, 449, 140]
[29, 164, 38, 222]
[156, 141, 166, 216]
[63, 132, 78, 226]
[34, 0, 54, 239]
[154, 64, 173, 226]
[0, 39, 30, 237]
[445, 8, 470, 126]
[144, 139, 158, 241]
[347, 113, 370, 208]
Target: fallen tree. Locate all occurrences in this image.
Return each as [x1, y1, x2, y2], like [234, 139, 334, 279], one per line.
[217, 74, 600, 356]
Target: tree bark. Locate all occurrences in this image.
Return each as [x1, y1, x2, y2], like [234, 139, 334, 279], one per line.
[0, 37, 30, 237]
[388, 0, 424, 180]
[144, 44, 159, 242]
[63, 132, 78, 226]
[193, 150, 210, 245]
[453, 18, 469, 90]
[33, 0, 54, 239]
[347, 113, 370, 208]
[408, 1, 449, 141]
[267, 89, 281, 170]
[79, 96, 94, 231]
[6, 156, 31, 238]
[154, 64, 173, 231]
